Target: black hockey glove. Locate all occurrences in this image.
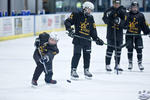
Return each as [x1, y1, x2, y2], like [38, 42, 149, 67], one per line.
[95, 37, 104, 46]
[114, 17, 121, 25]
[39, 55, 49, 64]
[67, 28, 75, 38]
[34, 38, 40, 48]
[107, 11, 115, 19]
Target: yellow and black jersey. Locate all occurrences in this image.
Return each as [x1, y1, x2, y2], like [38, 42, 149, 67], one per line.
[64, 11, 98, 45]
[39, 44, 59, 56]
[126, 11, 150, 35]
[34, 38, 59, 56]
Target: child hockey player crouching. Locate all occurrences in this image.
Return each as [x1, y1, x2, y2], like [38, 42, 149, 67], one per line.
[31, 32, 59, 86]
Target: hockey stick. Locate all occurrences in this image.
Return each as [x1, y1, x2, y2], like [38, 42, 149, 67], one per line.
[123, 33, 147, 36]
[66, 32, 126, 49]
[113, 24, 119, 75]
[37, 47, 48, 74]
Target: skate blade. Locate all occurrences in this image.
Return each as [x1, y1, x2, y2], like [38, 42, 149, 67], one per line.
[106, 70, 112, 74]
[71, 76, 79, 80]
[140, 69, 144, 72]
[128, 69, 132, 72]
[85, 76, 92, 80]
[31, 85, 37, 88]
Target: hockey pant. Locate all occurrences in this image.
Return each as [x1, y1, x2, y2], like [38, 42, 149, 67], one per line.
[105, 39, 122, 65]
[32, 50, 54, 82]
[126, 36, 143, 64]
[71, 45, 91, 69]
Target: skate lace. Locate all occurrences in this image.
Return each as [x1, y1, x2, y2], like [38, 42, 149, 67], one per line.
[72, 70, 78, 75]
[85, 69, 92, 75]
[138, 64, 143, 68]
[129, 63, 133, 68]
[106, 65, 111, 69]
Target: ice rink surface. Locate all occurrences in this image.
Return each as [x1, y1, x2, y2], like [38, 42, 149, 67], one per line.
[0, 26, 150, 100]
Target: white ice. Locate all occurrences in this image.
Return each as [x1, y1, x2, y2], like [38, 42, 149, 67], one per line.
[0, 26, 150, 100]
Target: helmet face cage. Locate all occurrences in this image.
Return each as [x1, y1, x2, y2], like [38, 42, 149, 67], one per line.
[131, 1, 139, 13]
[82, 1, 94, 16]
[83, 2, 94, 10]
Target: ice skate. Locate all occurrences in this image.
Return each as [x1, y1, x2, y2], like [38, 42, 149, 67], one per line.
[106, 65, 112, 72]
[128, 63, 133, 71]
[71, 68, 79, 80]
[31, 80, 38, 87]
[138, 63, 144, 71]
[84, 68, 92, 79]
[45, 79, 57, 84]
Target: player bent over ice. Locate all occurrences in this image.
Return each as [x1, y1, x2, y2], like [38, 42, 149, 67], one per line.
[31, 32, 59, 86]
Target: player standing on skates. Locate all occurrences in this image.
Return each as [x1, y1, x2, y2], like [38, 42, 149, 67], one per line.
[64, 1, 104, 79]
[102, 0, 126, 72]
[31, 32, 59, 86]
[125, 2, 150, 71]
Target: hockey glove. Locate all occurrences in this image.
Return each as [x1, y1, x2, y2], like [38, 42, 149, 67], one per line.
[67, 28, 75, 38]
[34, 38, 40, 48]
[39, 55, 49, 64]
[114, 17, 121, 25]
[95, 37, 104, 45]
[107, 11, 115, 19]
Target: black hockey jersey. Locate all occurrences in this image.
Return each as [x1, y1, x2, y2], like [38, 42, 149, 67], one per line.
[64, 11, 99, 46]
[102, 6, 126, 41]
[125, 11, 150, 35]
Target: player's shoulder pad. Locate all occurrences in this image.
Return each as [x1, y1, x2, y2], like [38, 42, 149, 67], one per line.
[70, 11, 80, 19]
[105, 7, 113, 12]
[90, 14, 94, 18]
[138, 12, 145, 18]
[119, 6, 126, 9]
[118, 6, 126, 12]
[72, 11, 80, 16]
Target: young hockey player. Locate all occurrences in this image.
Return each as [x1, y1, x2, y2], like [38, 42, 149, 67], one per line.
[64, 1, 104, 79]
[125, 1, 150, 71]
[31, 32, 59, 86]
[102, 0, 126, 72]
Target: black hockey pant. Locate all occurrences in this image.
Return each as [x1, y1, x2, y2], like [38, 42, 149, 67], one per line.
[126, 37, 143, 64]
[32, 50, 54, 82]
[105, 40, 122, 65]
[71, 44, 91, 69]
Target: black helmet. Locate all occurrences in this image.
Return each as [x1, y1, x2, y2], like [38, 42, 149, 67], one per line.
[39, 32, 50, 44]
[113, 0, 121, 4]
[131, 1, 139, 7]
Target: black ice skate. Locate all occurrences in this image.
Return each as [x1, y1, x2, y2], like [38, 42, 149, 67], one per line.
[71, 68, 79, 80]
[138, 63, 144, 71]
[84, 68, 92, 79]
[45, 79, 57, 84]
[114, 65, 123, 71]
[31, 80, 38, 87]
[106, 65, 112, 72]
[128, 63, 133, 70]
